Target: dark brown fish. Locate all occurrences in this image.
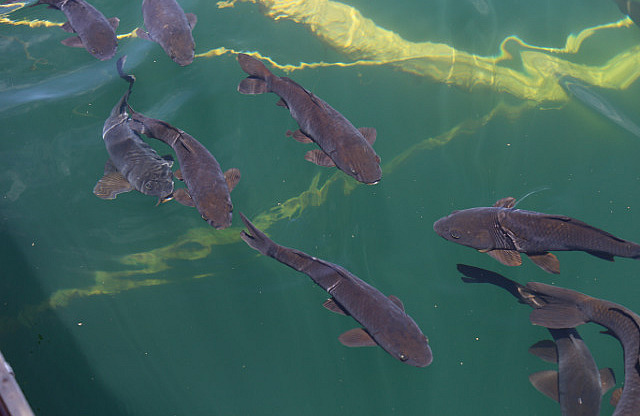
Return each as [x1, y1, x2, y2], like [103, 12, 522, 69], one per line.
[434, 197, 640, 273]
[128, 111, 240, 229]
[523, 282, 640, 416]
[136, 0, 197, 66]
[239, 213, 432, 367]
[236, 53, 381, 184]
[458, 264, 615, 415]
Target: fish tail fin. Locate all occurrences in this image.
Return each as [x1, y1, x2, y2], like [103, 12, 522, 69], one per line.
[239, 213, 278, 256]
[237, 53, 271, 94]
[116, 55, 136, 93]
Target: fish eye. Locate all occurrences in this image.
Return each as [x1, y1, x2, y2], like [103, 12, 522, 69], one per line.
[144, 182, 153, 189]
[399, 353, 408, 361]
[450, 229, 461, 239]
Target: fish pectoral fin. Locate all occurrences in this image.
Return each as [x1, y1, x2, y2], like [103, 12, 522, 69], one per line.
[238, 77, 269, 95]
[173, 188, 196, 207]
[173, 169, 184, 181]
[304, 149, 335, 167]
[60, 21, 75, 33]
[338, 328, 377, 348]
[493, 197, 516, 208]
[185, 12, 197, 29]
[224, 168, 241, 192]
[599, 368, 616, 395]
[135, 28, 152, 42]
[388, 295, 405, 311]
[108, 17, 120, 30]
[527, 252, 560, 274]
[485, 249, 522, 266]
[528, 370, 560, 402]
[358, 127, 377, 146]
[528, 339, 558, 363]
[275, 98, 288, 108]
[93, 172, 133, 199]
[322, 298, 349, 316]
[61, 36, 84, 48]
[586, 250, 615, 261]
[529, 304, 589, 328]
[286, 129, 313, 144]
[610, 387, 623, 407]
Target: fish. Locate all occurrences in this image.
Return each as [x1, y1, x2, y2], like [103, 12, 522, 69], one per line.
[558, 75, 640, 139]
[612, 0, 640, 28]
[239, 213, 432, 367]
[433, 197, 640, 273]
[127, 111, 240, 229]
[458, 264, 616, 415]
[36, 0, 119, 60]
[136, 0, 197, 66]
[522, 282, 640, 416]
[236, 53, 382, 185]
[93, 56, 174, 201]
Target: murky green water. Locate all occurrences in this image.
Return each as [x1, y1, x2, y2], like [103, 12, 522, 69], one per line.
[2, 0, 640, 414]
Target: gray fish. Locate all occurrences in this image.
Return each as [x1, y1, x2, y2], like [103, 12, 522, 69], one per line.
[236, 54, 382, 185]
[94, 56, 174, 201]
[128, 111, 240, 229]
[240, 213, 432, 367]
[559, 75, 640, 139]
[433, 197, 640, 273]
[136, 0, 197, 66]
[37, 0, 119, 60]
[458, 264, 615, 416]
[523, 282, 640, 416]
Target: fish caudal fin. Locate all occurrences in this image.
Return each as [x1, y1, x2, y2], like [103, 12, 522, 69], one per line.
[239, 212, 277, 256]
[237, 53, 272, 94]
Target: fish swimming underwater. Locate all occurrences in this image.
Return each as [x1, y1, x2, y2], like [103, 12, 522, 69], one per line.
[136, 0, 197, 66]
[236, 53, 382, 184]
[239, 213, 432, 367]
[35, 0, 119, 60]
[128, 111, 240, 229]
[93, 56, 174, 201]
[433, 197, 640, 273]
[458, 264, 615, 415]
[523, 282, 640, 416]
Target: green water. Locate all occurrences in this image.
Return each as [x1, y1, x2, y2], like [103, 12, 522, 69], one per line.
[2, 0, 640, 414]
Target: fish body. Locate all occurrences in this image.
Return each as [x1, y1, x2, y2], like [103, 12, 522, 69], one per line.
[236, 54, 381, 184]
[128, 112, 240, 229]
[240, 213, 432, 367]
[137, 0, 196, 66]
[524, 282, 640, 416]
[40, 0, 118, 60]
[434, 197, 640, 273]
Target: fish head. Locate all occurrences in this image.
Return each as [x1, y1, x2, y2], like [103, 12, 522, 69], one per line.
[377, 326, 433, 367]
[335, 143, 382, 185]
[164, 34, 195, 66]
[84, 22, 118, 61]
[141, 177, 174, 198]
[433, 207, 496, 251]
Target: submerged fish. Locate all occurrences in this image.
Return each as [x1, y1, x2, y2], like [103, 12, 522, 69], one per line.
[36, 0, 119, 60]
[136, 0, 197, 66]
[94, 56, 174, 201]
[239, 213, 432, 367]
[236, 53, 382, 184]
[128, 111, 240, 229]
[559, 75, 640, 139]
[523, 282, 640, 416]
[458, 264, 615, 416]
[434, 197, 640, 273]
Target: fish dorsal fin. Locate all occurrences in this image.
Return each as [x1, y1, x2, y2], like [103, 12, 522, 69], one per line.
[238, 77, 269, 95]
[108, 17, 120, 30]
[93, 171, 133, 199]
[173, 188, 195, 207]
[610, 387, 622, 407]
[486, 249, 522, 266]
[60, 21, 75, 33]
[224, 168, 241, 192]
[61, 36, 84, 48]
[529, 304, 589, 329]
[388, 295, 405, 311]
[304, 149, 335, 167]
[286, 129, 313, 143]
[527, 252, 560, 274]
[599, 368, 616, 395]
[358, 127, 377, 146]
[322, 298, 349, 316]
[135, 28, 152, 42]
[528, 339, 558, 363]
[528, 370, 560, 402]
[493, 197, 516, 208]
[185, 13, 197, 29]
[338, 328, 377, 347]
[276, 98, 289, 108]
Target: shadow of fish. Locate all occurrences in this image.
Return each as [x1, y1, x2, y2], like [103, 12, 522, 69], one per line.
[93, 56, 174, 201]
[433, 197, 640, 273]
[136, 0, 197, 66]
[236, 54, 382, 184]
[239, 213, 432, 367]
[558, 75, 640, 139]
[34, 0, 119, 60]
[127, 111, 240, 229]
[523, 282, 640, 416]
[612, 0, 640, 27]
[458, 264, 615, 415]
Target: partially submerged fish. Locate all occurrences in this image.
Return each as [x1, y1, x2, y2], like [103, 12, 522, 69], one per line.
[434, 197, 640, 273]
[37, 0, 119, 60]
[136, 0, 197, 66]
[236, 53, 382, 184]
[94, 56, 174, 201]
[523, 282, 640, 416]
[458, 264, 615, 415]
[128, 111, 240, 229]
[239, 213, 432, 367]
